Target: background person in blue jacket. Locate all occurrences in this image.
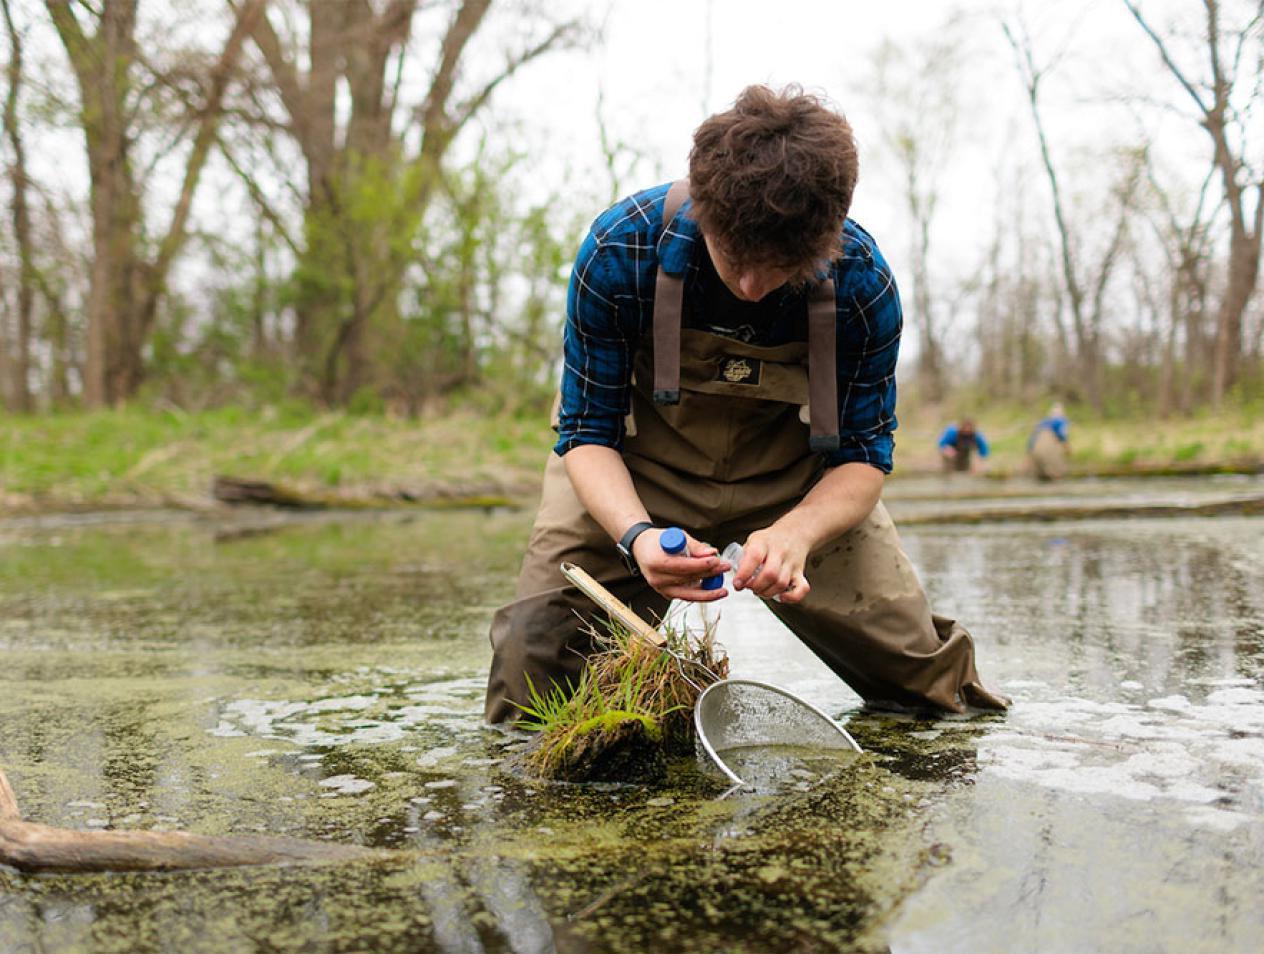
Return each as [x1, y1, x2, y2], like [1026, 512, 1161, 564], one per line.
[937, 418, 989, 473]
[1028, 403, 1070, 480]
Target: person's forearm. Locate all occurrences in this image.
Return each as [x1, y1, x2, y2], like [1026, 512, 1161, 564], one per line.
[561, 444, 648, 543]
[771, 462, 884, 552]
[732, 461, 883, 601]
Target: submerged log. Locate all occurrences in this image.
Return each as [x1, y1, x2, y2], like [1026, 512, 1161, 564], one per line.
[212, 475, 323, 509]
[895, 493, 1264, 526]
[211, 474, 517, 511]
[0, 767, 376, 874]
[0, 770, 18, 821]
[0, 820, 374, 874]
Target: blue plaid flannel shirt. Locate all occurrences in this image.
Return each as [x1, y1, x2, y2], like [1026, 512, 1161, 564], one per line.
[554, 182, 901, 473]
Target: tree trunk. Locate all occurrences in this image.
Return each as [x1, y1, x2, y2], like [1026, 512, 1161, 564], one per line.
[75, 1, 142, 407]
[910, 193, 943, 402]
[49, 0, 264, 407]
[1004, 21, 1103, 409]
[1211, 197, 1262, 400]
[2, 0, 34, 411]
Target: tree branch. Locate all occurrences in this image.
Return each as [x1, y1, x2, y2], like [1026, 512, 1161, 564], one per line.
[234, 0, 307, 149]
[449, 20, 580, 136]
[44, 2, 92, 91]
[418, 0, 492, 156]
[218, 136, 298, 255]
[141, 0, 268, 335]
[1122, 0, 1211, 115]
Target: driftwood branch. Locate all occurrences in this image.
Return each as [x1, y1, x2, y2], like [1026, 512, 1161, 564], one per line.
[0, 766, 376, 873]
[212, 474, 518, 510]
[895, 492, 1264, 526]
[212, 475, 324, 509]
[0, 768, 19, 821]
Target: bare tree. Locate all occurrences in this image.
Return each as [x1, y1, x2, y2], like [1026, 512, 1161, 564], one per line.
[868, 20, 968, 403]
[1123, 0, 1264, 404]
[236, 0, 581, 404]
[45, 0, 266, 407]
[2, 0, 33, 411]
[1004, 17, 1142, 409]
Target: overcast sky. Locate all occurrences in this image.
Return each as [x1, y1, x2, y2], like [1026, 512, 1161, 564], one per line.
[483, 0, 1198, 278]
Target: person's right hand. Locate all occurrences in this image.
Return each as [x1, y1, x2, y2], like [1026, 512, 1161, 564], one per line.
[631, 529, 729, 601]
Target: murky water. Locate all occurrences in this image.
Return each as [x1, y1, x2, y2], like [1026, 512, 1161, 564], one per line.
[1, 483, 1262, 952]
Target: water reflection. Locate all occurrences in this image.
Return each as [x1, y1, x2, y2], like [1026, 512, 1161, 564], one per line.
[905, 519, 1264, 696]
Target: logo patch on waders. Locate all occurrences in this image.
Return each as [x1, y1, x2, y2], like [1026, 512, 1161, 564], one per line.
[717, 356, 761, 385]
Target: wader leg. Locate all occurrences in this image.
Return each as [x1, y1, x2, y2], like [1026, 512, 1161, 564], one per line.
[1029, 429, 1068, 481]
[484, 454, 670, 723]
[755, 502, 1009, 713]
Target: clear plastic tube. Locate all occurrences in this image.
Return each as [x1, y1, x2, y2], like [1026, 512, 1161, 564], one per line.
[720, 541, 783, 602]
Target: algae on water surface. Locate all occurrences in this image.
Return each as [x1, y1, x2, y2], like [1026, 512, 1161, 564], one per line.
[2, 500, 1264, 951]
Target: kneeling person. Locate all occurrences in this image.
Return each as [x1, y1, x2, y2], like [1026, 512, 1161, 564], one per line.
[485, 85, 1008, 722]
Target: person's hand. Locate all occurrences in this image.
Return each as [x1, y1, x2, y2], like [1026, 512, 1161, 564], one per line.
[631, 529, 728, 602]
[941, 446, 957, 459]
[733, 524, 812, 604]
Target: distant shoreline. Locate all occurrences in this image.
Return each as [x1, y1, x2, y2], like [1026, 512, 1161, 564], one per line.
[3, 405, 1261, 519]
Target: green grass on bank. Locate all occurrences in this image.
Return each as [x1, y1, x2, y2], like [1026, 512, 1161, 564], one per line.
[1, 400, 1261, 513]
[0, 404, 557, 511]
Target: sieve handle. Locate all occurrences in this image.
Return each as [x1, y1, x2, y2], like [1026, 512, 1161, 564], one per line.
[559, 562, 666, 648]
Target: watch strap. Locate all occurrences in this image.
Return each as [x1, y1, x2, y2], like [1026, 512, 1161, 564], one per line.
[616, 521, 655, 575]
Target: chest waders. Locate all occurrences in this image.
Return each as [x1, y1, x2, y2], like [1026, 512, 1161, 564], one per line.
[1030, 428, 1068, 480]
[484, 183, 1009, 723]
[945, 438, 975, 472]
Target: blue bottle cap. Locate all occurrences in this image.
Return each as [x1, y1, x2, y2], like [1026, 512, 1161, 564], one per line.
[701, 573, 724, 590]
[659, 526, 687, 554]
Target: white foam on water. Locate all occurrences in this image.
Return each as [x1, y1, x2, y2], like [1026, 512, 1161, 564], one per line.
[1206, 686, 1264, 706]
[982, 682, 1264, 827]
[416, 745, 459, 768]
[206, 675, 488, 748]
[317, 775, 375, 796]
[306, 695, 376, 714]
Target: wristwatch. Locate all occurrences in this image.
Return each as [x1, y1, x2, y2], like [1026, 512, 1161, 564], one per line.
[616, 521, 655, 575]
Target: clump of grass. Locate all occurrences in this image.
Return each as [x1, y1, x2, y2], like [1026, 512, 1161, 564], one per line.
[515, 611, 729, 782]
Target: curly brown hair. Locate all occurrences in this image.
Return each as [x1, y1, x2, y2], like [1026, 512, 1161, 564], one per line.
[688, 85, 858, 274]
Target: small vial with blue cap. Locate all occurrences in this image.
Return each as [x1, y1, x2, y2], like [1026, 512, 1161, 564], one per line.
[659, 526, 724, 590]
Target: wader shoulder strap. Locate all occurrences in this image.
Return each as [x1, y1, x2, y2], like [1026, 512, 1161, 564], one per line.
[808, 278, 841, 452]
[653, 180, 690, 405]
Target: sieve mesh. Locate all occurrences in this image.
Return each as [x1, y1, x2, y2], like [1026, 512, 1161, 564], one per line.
[695, 679, 860, 759]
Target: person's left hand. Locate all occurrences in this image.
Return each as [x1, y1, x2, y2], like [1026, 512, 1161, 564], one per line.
[732, 524, 812, 603]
